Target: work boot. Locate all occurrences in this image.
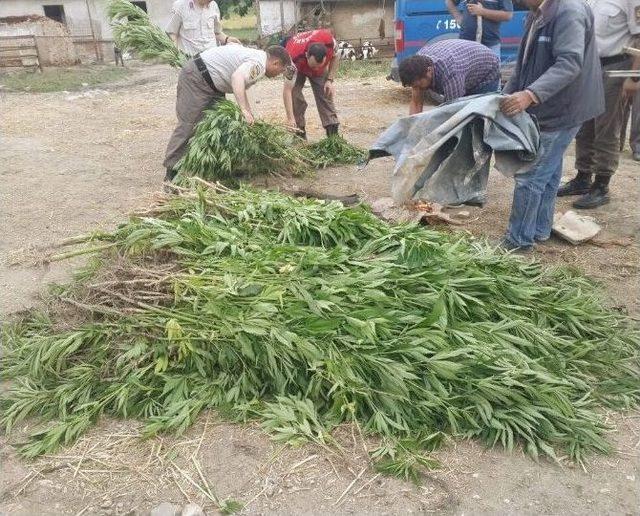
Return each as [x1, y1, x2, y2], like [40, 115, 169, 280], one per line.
[557, 172, 592, 197]
[325, 124, 339, 137]
[164, 167, 177, 182]
[573, 183, 610, 209]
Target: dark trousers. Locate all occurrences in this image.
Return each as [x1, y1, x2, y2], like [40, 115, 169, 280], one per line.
[292, 72, 339, 130]
[163, 60, 224, 171]
[575, 61, 629, 177]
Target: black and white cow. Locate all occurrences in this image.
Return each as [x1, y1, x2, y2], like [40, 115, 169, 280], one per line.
[361, 41, 379, 59]
[338, 41, 357, 61]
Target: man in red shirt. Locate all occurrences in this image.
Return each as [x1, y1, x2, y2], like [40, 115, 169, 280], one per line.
[283, 29, 341, 138]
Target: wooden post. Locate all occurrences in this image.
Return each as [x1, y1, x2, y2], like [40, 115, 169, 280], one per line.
[254, 0, 262, 38]
[293, 0, 298, 28]
[280, 0, 285, 33]
[35, 35, 42, 71]
[84, 0, 100, 62]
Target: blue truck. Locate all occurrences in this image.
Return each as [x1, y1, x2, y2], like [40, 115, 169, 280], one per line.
[389, 0, 529, 81]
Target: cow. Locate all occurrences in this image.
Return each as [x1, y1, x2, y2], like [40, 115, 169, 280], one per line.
[361, 41, 379, 59]
[338, 41, 357, 61]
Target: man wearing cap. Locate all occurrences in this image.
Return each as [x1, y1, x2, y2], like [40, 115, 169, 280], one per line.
[282, 29, 341, 139]
[163, 45, 292, 182]
[166, 0, 240, 57]
[558, 0, 640, 208]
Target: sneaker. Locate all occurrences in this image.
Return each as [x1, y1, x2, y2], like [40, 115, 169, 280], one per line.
[557, 177, 592, 197]
[495, 237, 532, 253]
[572, 184, 610, 209]
[633, 152, 640, 162]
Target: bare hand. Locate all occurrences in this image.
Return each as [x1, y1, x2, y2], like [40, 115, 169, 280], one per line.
[622, 78, 640, 100]
[500, 91, 534, 117]
[242, 109, 255, 125]
[226, 36, 242, 45]
[284, 118, 300, 132]
[467, 2, 485, 16]
[324, 80, 336, 99]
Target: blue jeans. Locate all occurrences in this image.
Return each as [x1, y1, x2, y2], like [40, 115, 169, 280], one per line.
[488, 43, 501, 59]
[505, 125, 581, 248]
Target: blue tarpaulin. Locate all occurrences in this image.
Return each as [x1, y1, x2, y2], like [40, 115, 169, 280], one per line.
[368, 94, 541, 206]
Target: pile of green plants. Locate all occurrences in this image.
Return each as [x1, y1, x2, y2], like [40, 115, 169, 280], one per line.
[177, 101, 366, 180]
[177, 101, 310, 179]
[304, 135, 367, 169]
[2, 182, 639, 476]
[107, 0, 187, 68]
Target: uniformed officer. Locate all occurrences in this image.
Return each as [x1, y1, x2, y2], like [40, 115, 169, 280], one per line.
[558, 0, 640, 208]
[282, 29, 341, 139]
[163, 45, 292, 181]
[165, 0, 240, 57]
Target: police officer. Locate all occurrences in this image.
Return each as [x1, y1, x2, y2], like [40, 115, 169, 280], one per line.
[163, 45, 292, 182]
[166, 0, 240, 57]
[558, 0, 640, 208]
[282, 29, 341, 139]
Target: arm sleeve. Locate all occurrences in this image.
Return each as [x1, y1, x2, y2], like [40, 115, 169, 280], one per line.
[526, 12, 586, 104]
[628, 1, 640, 35]
[165, 2, 182, 34]
[284, 64, 298, 86]
[236, 60, 266, 86]
[213, 3, 222, 34]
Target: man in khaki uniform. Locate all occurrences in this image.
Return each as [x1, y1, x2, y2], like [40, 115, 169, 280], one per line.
[163, 45, 292, 181]
[558, 0, 640, 208]
[166, 0, 240, 57]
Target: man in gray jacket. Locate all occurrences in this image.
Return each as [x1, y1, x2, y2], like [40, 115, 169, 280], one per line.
[499, 0, 604, 251]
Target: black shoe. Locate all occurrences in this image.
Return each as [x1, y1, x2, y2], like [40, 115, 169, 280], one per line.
[494, 237, 532, 253]
[297, 128, 307, 141]
[325, 124, 339, 137]
[557, 177, 592, 197]
[572, 184, 610, 209]
[164, 167, 177, 182]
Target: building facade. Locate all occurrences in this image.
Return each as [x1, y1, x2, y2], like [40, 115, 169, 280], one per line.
[0, 0, 174, 61]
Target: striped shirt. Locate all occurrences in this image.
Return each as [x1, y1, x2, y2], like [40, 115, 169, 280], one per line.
[418, 39, 500, 101]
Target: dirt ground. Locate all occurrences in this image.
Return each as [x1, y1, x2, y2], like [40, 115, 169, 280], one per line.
[1, 63, 639, 515]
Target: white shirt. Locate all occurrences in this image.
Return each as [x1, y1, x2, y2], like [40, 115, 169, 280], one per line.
[166, 0, 222, 57]
[589, 0, 640, 57]
[200, 45, 267, 93]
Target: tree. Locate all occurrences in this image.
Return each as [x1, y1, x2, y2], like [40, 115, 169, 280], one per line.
[218, 0, 253, 18]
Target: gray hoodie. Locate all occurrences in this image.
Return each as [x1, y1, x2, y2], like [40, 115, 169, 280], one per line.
[504, 0, 605, 131]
